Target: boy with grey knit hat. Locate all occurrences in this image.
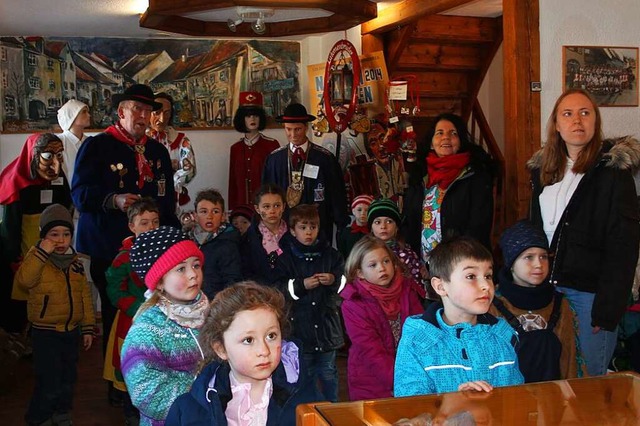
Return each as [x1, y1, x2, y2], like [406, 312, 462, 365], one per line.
[15, 203, 95, 426]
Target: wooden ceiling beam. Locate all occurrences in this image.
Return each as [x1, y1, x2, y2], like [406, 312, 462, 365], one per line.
[147, 0, 376, 19]
[361, 0, 475, 35]
[141, 11, 367, 37]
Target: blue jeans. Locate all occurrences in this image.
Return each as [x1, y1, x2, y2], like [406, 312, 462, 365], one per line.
[302, 350, 338, 402]
[557, 287, 618, 376]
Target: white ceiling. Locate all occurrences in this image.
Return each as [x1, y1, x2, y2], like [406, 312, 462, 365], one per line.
[0, 0, 502, 38]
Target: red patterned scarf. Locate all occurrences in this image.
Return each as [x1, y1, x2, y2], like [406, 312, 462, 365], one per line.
[426, 151, 471, 190]
[358, 270, 403, 319]
[105, 122, 154, 189]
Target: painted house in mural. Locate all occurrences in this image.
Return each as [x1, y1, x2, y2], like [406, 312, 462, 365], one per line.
[23, 37, 64, 120]
[1, 37, 300, 131]
[45, 41, 76, 105]
[246, 40, 299, 117]
[150, 52, 201, 126]
[71, 51, 122, 126]
[151, 40, 300, 127]
[120, 51, 173, 85]
[1, 37, 27, 127]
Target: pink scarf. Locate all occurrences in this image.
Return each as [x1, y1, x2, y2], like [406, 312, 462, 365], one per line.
[358, 270, 403, 319]
[258, 220, 287, 255]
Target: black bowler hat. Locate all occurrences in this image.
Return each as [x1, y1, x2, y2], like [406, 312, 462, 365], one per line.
[112, 84, 162, 111]
[275, 103, 316, 123]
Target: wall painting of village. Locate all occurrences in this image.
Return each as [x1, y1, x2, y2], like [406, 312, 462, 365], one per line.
[0, 36, 301, 133]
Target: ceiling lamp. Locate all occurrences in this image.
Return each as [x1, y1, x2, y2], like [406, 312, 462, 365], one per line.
[140, 0, 378, 38]
[227, 17, 243, 33]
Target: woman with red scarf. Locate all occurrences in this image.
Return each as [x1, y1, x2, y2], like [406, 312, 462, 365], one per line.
[401, 113, 495, 262]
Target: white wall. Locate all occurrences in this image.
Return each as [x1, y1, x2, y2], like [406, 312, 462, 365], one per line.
[540, 0, 640, 141]
[0, 29, 363, 206]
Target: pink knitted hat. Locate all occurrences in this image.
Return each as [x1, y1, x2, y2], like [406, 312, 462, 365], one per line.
[130, 226, 204, 291]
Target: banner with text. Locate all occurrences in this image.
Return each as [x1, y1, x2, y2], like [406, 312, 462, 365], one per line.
[307, 50, 389, 119]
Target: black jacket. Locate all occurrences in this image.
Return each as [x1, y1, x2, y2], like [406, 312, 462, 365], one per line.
[166, 341, 322, 426]
[272, 234, 345, 353]
[262, 144, 349, 243]
[402, 144, 494, 254]
[197, 225, 243, 299]
[240, 222, 280, 285]
[528, 137, 640, 331]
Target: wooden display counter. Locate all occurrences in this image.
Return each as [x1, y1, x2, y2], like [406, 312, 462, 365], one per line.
[297, 372, 640, 425]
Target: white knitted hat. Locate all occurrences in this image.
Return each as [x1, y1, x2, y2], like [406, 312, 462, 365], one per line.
[57, 99, 87, 130]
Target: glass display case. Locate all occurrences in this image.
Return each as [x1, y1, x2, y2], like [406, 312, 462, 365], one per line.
[297, 372, 640, 425]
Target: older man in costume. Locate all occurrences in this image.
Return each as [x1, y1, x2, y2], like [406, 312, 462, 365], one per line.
[71, 84, 177, 372]
[228, 91, 280, 210]
[262, 103, 348, 243]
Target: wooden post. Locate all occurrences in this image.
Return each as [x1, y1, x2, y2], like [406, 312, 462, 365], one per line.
[503, 0, 540, 223]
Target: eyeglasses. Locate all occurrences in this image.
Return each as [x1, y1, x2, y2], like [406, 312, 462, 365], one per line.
[39, 151, 64, 163]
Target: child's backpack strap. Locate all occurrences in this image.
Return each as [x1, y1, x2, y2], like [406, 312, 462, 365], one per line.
[492, 297, 523, 333]
[546, 291, 565, 330]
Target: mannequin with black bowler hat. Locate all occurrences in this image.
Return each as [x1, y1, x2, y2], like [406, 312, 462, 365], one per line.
[262, 103, 348, 243]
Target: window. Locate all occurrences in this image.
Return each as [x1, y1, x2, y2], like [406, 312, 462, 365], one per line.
[1, 70, 7, 89]
[28, 54, 37, 66]
[263, 67, 277, 80]
[28, 77, 41, 89]
[1, 47, 6, 61]
[63, 81, 68, 90]
[49, 79, 55, 90]
[70, 82, 75, 90]
[47, 98, 61, 108]
[4, 96, 16, 115]
[47, 59, 54, 69]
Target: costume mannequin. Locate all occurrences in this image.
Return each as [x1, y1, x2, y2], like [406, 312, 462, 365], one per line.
[56, 99, 91, 187]
[228, 91, 280, 210]
[262, 103, 349, 243]
[147, 92, 196, 213]
[365, 121, 407, 209]
[0, 133, 72, 332]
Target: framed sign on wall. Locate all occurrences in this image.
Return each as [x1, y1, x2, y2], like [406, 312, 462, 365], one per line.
[563, 45, 638, 107]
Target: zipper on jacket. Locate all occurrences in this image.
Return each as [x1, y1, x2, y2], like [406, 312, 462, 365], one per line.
[39, 295, 49, 319]
[64, 269, 73, 331]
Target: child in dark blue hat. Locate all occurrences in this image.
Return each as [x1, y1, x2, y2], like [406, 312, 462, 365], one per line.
[489, 220, 586, 382]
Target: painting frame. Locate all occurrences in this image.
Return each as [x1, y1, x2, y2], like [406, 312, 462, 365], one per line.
[0, 36, 301, 133]
[562, 45, 638, 107]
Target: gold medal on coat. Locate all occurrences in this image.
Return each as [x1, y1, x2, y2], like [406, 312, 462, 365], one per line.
[287, 171, 303, 207]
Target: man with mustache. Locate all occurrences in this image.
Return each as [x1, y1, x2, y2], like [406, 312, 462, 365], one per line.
[71, 84, 178, 405]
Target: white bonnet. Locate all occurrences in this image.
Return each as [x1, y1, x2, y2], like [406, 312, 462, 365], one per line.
[57, 99, 87, 131]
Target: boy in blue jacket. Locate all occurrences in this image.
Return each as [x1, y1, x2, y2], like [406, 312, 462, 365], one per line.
[394, 236, 524, 396]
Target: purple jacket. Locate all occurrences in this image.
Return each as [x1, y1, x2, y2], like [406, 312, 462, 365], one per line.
[340, 275, 424, 400]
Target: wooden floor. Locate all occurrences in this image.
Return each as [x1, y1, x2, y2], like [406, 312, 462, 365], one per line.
[0, 334, 349, 425]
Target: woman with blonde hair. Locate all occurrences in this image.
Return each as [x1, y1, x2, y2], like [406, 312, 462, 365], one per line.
[528, 88, 640, 376]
